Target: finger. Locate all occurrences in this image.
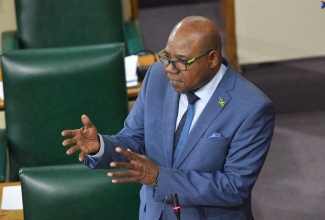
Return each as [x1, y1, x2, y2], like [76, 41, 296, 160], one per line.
[62, 137, 76, 146]
[110, 162, 132, 169]
[79, 151, 86, 162]
[111, 177, 137, 184]
[107, 171, 137, 183]
[127, 148, 147, 159]
[81, 114, 94, 129]
[115, 147, 137, 161]
[108, 170, 130, 177]
[66, 141, 90, 155]
[61, 130, 77, 137]
[66, 144, 81, 155]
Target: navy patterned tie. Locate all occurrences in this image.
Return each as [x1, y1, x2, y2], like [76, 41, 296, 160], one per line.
[173, 92, 200, 163]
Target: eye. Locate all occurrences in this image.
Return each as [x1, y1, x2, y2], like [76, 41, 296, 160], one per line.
[164, 54, 170, 59]
[176, 55, 188, 63]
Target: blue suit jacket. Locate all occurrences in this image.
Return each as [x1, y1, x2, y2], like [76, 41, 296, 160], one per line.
[87, 58, 275, 220]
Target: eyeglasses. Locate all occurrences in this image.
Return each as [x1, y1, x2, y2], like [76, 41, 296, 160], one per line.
[157, 49, 212, 71]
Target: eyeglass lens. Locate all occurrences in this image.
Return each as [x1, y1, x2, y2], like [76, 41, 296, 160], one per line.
[159, 56, 187, 71]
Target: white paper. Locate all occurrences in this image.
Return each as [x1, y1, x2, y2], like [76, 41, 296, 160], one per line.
[124, 55, 139, 87]
[0, 82, 4, 100]
[127, 80, 140, 88]
[1, 186, 23, 210]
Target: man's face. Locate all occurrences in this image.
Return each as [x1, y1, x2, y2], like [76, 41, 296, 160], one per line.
[162, 31, 216, 94]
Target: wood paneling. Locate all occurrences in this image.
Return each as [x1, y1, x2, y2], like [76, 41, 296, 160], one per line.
[220, 0, 239, 72]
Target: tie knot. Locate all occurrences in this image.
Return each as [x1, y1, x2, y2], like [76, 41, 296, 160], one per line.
[186, 92, 200, 104]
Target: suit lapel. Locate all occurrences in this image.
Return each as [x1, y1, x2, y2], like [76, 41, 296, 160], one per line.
[162, 84, 180, 168]
[173, 59, 237, 168]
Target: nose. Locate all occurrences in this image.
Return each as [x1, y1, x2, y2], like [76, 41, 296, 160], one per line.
[165, 62, 179, 74]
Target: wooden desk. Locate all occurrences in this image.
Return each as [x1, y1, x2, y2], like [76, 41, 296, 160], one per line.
[127, 82, 142, 100]
[0, 182, 24, 220]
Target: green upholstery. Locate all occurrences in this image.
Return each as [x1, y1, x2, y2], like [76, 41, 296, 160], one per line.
[20, 164, 141, 220]
[1, 31, 19, 51]
[124, 19, 146, 55]
[0, 43, 129, 182]
[2, 0, 145, 54]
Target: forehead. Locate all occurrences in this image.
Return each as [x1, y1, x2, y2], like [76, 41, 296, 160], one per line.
[165, 32, 201, 56]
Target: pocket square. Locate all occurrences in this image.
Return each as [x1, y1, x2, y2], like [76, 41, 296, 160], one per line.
[209, 132, 222, 139]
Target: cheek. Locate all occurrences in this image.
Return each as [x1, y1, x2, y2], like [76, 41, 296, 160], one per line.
[184, 70, 213, 91]
[183, 72, 201, 88]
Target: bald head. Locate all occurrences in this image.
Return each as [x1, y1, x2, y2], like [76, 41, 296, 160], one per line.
[169, 16, 222, 55]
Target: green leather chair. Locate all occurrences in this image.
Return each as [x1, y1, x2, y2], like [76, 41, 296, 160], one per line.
[0, 43, 129, 182]
[2, 0, 145, 54]
[20, 164, 141, 220]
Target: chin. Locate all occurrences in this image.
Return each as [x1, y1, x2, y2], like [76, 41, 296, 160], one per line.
[173, 87, 188, 94]
[172, 87, 183, 93]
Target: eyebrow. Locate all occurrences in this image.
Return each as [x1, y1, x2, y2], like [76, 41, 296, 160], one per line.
[164, 50, 189, 60]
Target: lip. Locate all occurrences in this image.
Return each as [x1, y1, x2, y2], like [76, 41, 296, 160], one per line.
[169, 79, 183, 87]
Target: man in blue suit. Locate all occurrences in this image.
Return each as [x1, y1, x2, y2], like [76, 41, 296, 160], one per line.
[62, 16, 275, 219]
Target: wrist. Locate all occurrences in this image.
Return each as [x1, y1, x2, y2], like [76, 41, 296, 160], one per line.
[88, 134, 103, 156]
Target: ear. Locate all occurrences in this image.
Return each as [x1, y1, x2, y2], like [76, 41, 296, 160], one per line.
[208, 51, 220, 69]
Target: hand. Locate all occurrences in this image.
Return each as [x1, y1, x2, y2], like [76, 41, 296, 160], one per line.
[61, 114, 99, 161]
[108, 147, 159, 186]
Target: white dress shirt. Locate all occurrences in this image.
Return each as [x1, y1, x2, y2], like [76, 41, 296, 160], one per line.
[176, 64, 226, 131]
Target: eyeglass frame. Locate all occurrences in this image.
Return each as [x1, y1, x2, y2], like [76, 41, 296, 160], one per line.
[157, 49, 213, 71]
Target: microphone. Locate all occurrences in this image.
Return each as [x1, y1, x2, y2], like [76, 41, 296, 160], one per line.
[171, 193, 181, 220]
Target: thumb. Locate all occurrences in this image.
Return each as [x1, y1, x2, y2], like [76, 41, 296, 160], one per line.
[81, 114, 93, 128]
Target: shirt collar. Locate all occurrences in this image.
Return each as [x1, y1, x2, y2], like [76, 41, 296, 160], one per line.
[193, 63, 227, 103]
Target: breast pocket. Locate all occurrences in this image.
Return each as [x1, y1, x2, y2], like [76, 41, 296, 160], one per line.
[186, 137, 231, 171]
[201, 136, 231, 147]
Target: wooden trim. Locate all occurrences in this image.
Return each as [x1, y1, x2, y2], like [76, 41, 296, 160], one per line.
[219, 0, 239, 72]
[130, 0, 139, 19]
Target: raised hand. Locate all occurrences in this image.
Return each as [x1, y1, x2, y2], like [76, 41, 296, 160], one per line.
[108, 147, 159, 186]
[62, 114, 100, 161]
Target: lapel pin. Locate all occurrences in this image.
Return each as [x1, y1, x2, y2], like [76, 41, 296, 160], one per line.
[218, 97, 226, 107]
